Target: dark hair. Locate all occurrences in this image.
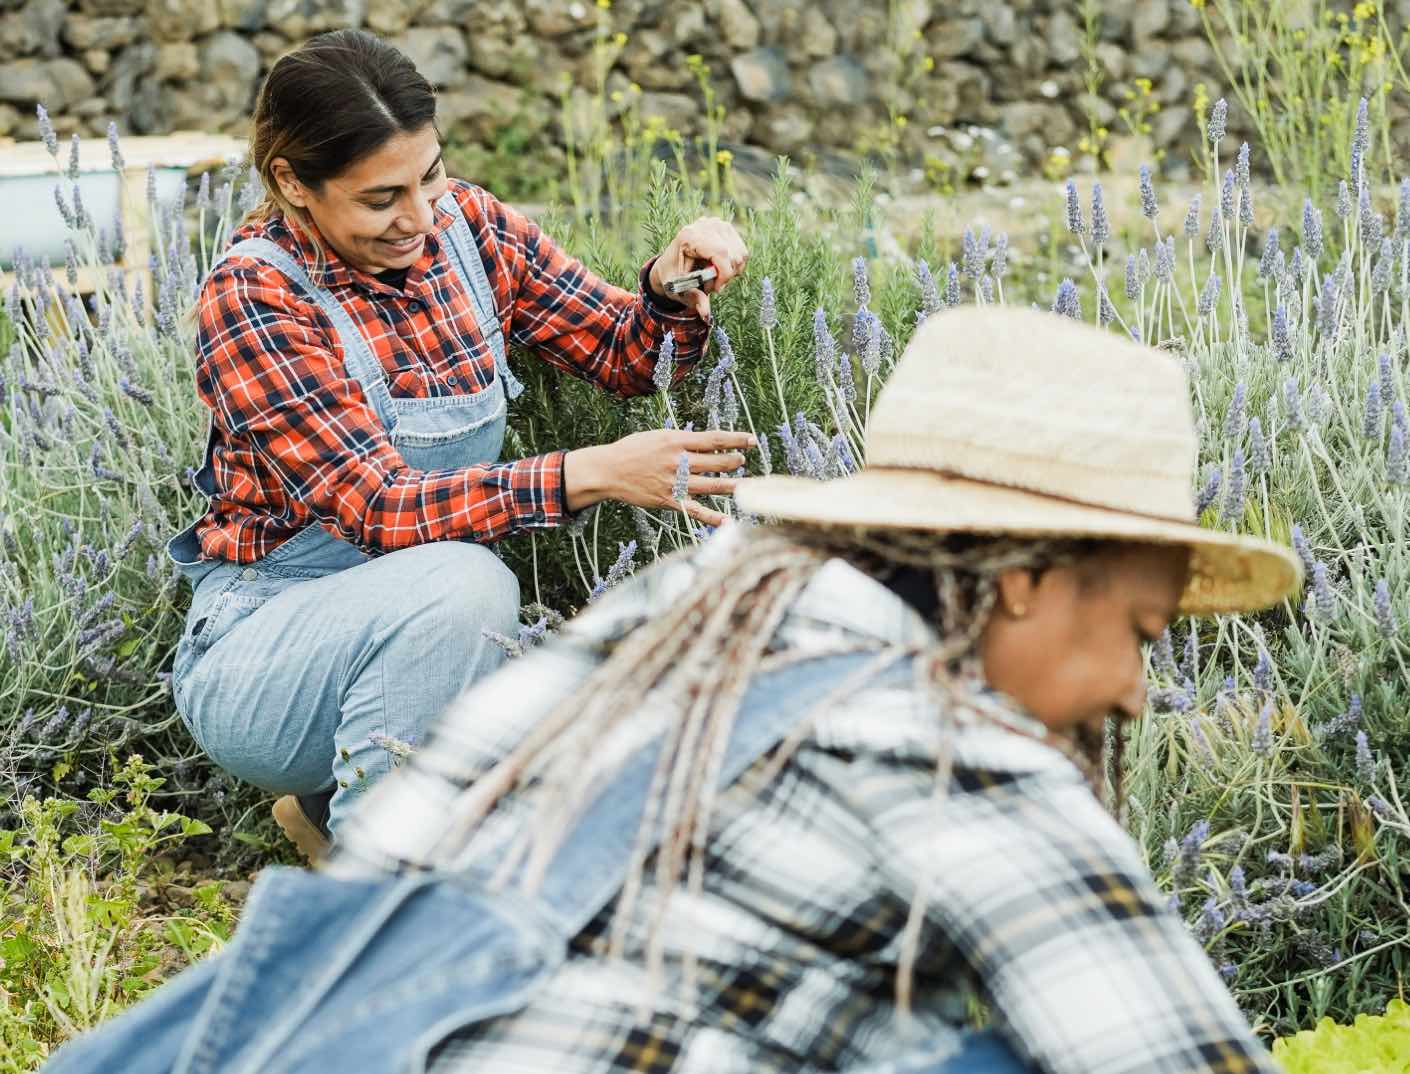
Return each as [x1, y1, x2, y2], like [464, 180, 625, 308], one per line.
[245, 29, 438, 227]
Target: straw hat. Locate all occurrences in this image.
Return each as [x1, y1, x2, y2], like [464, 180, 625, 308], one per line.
[734, 305, 1301, 615]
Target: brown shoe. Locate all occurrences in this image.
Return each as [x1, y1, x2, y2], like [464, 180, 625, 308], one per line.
[272, 793, 332, 863]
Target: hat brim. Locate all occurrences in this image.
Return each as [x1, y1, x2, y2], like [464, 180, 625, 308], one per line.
[734, 470, 1302, 616]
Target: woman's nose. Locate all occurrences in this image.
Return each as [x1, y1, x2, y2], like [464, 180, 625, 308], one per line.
[403, 196, 435, 235]
[1118, 672, 1148, 721]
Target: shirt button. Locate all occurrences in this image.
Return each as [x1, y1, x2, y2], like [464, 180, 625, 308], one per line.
[408, 299, 424, 312]
[240, 568, 258, 581]
[447, 375, 458, 387]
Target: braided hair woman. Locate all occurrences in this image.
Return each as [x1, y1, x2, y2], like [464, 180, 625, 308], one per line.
[50, 306, 1299, 1074]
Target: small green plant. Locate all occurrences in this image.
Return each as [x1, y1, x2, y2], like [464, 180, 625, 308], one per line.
[0, 756, 232, 1070]
[1273, 997, 1410, 1071]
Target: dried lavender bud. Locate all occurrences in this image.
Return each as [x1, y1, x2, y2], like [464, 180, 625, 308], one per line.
[758, 276, 776, 330]
[1364, 380, 1383, 439]
[1398, 177, 1410, 243]
[721, 378, 740, 425]
[1239, 184, 1253, 228]
[960, 229, 983, 279]
[1236, 141, 1251, 187]
[1380, 352, 1396, 408]
[861, 312, 882, 376]
[1155, 236, 1175, 282]
[1205, 208, 1223, 255]
[1253, 644, 1273, 690]
[197, 171, 212, 212]
[1064, 178, 1083, 235]
[1372, 238, 1394, 294]
[588, 540, 638, 602]
[1184, 194, 1202, 238]
[1220, 168, 1235, 220]
[1137, 247, 1151, 285]
[812, 307, 836, 385]
[1091, 182, 1110, 246]
[1388, 420, 1407, 484]
[1051, 278, 1080, 319]
[1351, 96, 1369, 188]
[66, 133, 81, 182]
[1336, 180, 1351, 221]
[53, 184, 75, 230]
[916, 258, 942, 318]
[1207, 97, 1227, 145]
[979, 274, 995, 304]
[852, 255, 871, 306]
[36, 104, 58, 156]
[943, 262, 960, 308]
[1124, 254, 1138, 300]
[1374, 578, 1395, 635]
[1153, 628, 1176, 676]
[755, 431, 772, 476]
[1139, 164, 1158, 219]
[1303, 199, 1323, 260]
[1098, 284, 1115, 327]
[107, 122, 124, 172]
[1361, 184, 1383, 248]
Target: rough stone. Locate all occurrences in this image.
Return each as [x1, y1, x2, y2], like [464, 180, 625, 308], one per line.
[1045, 11, 1082, 66]
[668, 4, 704, 46]
[520, 0, 591, 36]
[154, 40, 198, 79]
[251, 29, 291, 60]
[76, 0, 144, 13]
[979, 4, 1016, 46]
[636, 90, 697, 134]
[72, 94, 106, 116]
[0, 56, 93, 107]
[0, 0, 64, 57]
[219, 0, 266, 32]
[1130, 0, 1170, 40]
[62, 14, 141, 51]
[81, 47, 110, 74]
[754, 102, 812, 154]
[938, 60, 991, 121]
[194, 29, 260, 120]
[716, 0, 760, 51]
[364, 0, 422, 35]
[928, 17, 982, 60]
[413, 0, 477, 25]
[265, 0, 364, 37]
[730, 46, 790, 104]
[388, 25, 468, 88]
[145, 0, 218, 42]
[436, 73, 528, 142]
[0, 101, 19, 135]
[807, 55, 869, 107]
[799, 8, 837, 58]
[101, 40, 153, 115]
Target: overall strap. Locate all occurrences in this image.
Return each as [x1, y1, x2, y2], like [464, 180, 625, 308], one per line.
[434, 189, 524, 399]
[490, 647, 915, 938]
[211, 239, 398, 430]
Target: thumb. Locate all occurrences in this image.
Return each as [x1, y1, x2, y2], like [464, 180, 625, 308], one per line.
[685, 290, 711, 320]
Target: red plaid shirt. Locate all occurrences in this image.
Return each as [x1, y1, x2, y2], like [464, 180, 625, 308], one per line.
[191, 178, 708, 562]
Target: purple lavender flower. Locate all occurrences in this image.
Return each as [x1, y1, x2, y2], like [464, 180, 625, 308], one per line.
[1365, 380, 1383, 439]
[1257, 227, 1280, 280]
[36, 104, 58, 156]
[852, 255, 871, 306]
[916, 259, 941, 318]
[721, 378, 740, 425]
[1137, 247, 1151, 285]
[861, 313, 882, 376]
[1175, 820, 1211, 886]
[1290, 524, 1314, 578]
[1204, 208, 1223, 255]
[992, 233, 1009, 278]
[1155, 236, 1175, 282]
[1153, 628, 1176, 676]
[960, 229, 984, 279]
[1238, 185, 1254, 228]
[1139, 164, 1158, 219]
[1221, 448, 1246, 524]
[1224, 382, 1246, 440]
[1198, 272, 1220, 316]
[588, 540, 638, 602]
[1380, 352, 1395, 407]
[652, 328, 675, 392]
[1251, 699, 1273, 756]
[1051, 278, 1081, 319]
[1098, 284, 1115, 327]
[1253, 644, 1272, 690]
[1398, 178, 1410, 242]
[1196, 895, 1226, 942]
[1236, 141, 1251, 187]
[1373, 238, 1394, 294]
[759, 276, 777, 331]
[1361, 184, 1383, 248]
[107, 121, 124, 172]
[1351, 96, 1369, 188]
[1367, 796, 1391, 819]
[1184, 194, 1201, 238]
[1207, 97, 1227, 145]
[1355, 730, 1376, 784]
[1312, 561, 1336, 620]
[1369, 578, 1395, 636]
[53, 184, 75, 229]
[1303, 199, 1323, 260]
[1064, 178, 1083, 235]
[119, 377, 154, 406]
[813, 307, 836, 384]
[1091, 182, 1110, 246]
[943, 262, 960, 308]
[1336, 180, 1351, 220]
[1124, 254, 1138, 300]
[66, 133, 81, 182]
[1249, 416, 1269, 474]
[1389, 420, 1408, 484]
[1195, 464, 1222, 514]
[671, 452, 690, 501]
[1220, 168, 1235, 220]
[755, 431, 772, 476]
[1284, 378, 1305, 432]
[72, 184, 88, 230]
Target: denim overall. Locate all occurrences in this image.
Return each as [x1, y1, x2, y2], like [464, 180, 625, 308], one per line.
[42, 649, 1030, 1074]
[164, 191, 526, 826]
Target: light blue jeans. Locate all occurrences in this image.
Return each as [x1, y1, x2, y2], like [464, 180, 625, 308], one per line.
[170, 536, 519, 833]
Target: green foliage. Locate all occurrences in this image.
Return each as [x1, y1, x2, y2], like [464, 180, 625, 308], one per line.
[0, 756, 232, 1070]
[1273, 998, 1410, 1071]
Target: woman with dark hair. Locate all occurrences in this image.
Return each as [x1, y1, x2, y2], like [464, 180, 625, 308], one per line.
[55, 306, 1299, 1074]
[165, 29, 750, 850]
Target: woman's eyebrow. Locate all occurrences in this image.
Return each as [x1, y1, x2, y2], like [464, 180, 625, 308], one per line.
[357, 150, 444, 196]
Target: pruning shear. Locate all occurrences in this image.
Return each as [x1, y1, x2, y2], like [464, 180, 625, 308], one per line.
[663, 266, 719, 295]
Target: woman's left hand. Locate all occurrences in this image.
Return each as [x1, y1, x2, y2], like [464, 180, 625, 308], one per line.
[648, 216, 749, 320]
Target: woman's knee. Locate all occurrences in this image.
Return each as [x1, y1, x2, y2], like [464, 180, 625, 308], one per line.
[384, 540, 521, 638]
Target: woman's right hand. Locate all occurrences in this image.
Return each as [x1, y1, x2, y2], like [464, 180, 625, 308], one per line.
[564, 429, 757, 527]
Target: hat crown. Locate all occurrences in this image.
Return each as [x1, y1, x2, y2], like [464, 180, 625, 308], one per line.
[866, 306, 1198, 521]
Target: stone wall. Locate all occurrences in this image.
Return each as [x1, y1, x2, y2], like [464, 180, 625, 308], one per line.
[3, 0, 1409, 182]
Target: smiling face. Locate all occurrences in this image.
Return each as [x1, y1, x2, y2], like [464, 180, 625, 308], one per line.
[270, 123, 449, 275]
[979, 543, 1189, 738]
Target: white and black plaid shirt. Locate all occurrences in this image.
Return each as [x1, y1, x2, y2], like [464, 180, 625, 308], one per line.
[331, 527, 1278, 1074]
